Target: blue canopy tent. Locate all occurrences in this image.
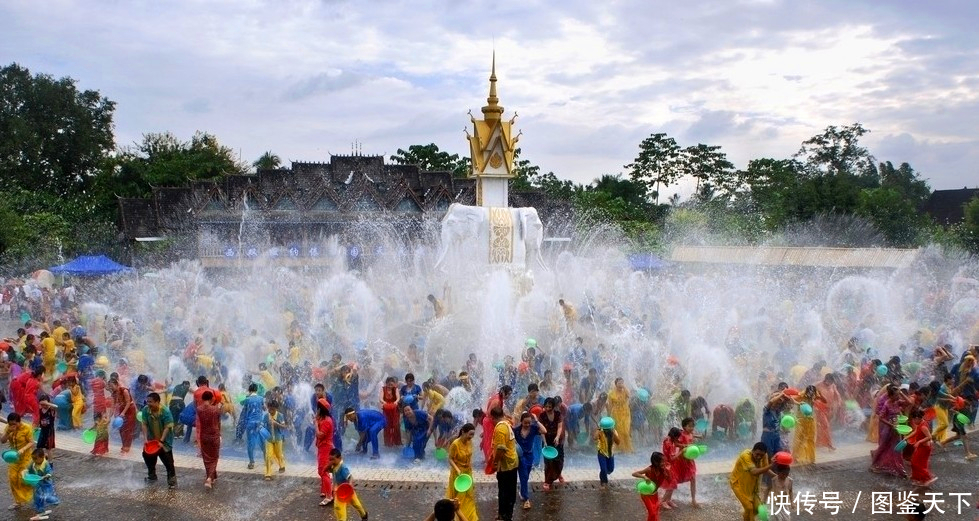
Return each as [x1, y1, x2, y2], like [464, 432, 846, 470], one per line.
[49, 255, 134, 276]
[628, 253, 669, 271]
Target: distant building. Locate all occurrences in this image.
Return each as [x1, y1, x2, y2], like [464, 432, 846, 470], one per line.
[923, 188, 979, 225]
[116, 60, 571, 268]
[116, 155, 569, 268]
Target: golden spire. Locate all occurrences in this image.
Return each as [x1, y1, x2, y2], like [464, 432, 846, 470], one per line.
[481, 51, 504, 122]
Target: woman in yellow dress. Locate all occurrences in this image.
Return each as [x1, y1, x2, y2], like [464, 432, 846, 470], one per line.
[607, 378, 633, 453]
[791, 386, 821, 465]
[447, 423, 478, 521]
[1, 412, 37, 509]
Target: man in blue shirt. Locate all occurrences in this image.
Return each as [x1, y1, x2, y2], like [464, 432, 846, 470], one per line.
[239, 383, 266, 469]
[344, 407, 385, 459]
[402, 406, 430, 460]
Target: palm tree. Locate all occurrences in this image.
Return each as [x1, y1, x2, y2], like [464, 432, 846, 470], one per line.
[253, 151, 281, 171]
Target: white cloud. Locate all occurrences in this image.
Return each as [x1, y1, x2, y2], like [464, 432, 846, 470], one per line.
[0, 0, 976, 190]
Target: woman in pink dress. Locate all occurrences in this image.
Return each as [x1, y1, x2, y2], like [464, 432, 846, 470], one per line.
[869, 385, 908, 477]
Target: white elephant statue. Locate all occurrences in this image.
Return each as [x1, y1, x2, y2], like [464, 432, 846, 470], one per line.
[434, 203, 547, 272]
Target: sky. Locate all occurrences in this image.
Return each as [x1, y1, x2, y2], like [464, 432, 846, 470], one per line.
[2, 0, 978, 196]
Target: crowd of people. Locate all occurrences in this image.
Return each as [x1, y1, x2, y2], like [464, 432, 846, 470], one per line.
[0, 288, 974, 521]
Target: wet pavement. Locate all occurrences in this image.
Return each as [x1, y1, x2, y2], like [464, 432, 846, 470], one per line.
[3, 442, 979, 520]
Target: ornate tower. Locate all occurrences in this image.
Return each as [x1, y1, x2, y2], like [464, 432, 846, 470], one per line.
[467, 52, 520, 207]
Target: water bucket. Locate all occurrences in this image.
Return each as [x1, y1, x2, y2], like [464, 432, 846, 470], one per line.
[783, 388, 799, 396]
[2, 450, 18, 464]
[599, 417, 615, 430]
[22, 473, 42, 487]
[896, 415, 908, 424]
[454, 473, 473, 493]
[335, 483, 354, 503]
[696, 444, 708, 455]
[259, 427, 271, 442]
[136, 411, 144, 423]
[895, 439, 908, 452]
[56, 361, 68, 374]
[402, 445, 415, 459]
[542, 446, 558, 460]
[780, 415, 796, 429]
[530, 405, 543, 416]
[800, 403, 813, 417]
[82, 429, 97, 444]
[956, 413, 970, 426]
[895, 424, 913, 436]
[111, 416, 124, 429]
[144, 440, 161, 455]
[434, 447, 448, 461]
[875, 365, 888, 377]
[695, 418, 709, 431]
[636, 480, 657, 495]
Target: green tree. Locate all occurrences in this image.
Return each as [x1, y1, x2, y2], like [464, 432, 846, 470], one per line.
[792, 174, 864, 220]
[960, 196, 979, 252]
[94, 131, 248, 204]
[855, 187, 927, 246]
[253, 151, 282, 171]
[680, 143, 736, 195]
[389, 143, 470, 177]
[878, 161, 930, 207]
[795, 123, 877, 179]
[626, 133, 682, 203]
[739, 158, 805, 229]
[0, 63, 116, 198]
[510, 148, 575, 199]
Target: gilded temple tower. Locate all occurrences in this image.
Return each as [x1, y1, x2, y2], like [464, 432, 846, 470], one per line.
[467, 53, 520, 207]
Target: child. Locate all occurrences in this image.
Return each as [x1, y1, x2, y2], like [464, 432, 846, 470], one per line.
[425, 498, 471, 521]
[676, 418, 701, 506]
[659, 428, 681, 509]
[263, 400, 287, 480]
[768, 463, 793, 521]
[328, 448, 369, 521]
[631, 451, 671, 521]
[25, 447, 59, 520]
[595, 420, 620, 488]
[36, 395, 57, 457]
[908, 409, 937, 487]
[91, 412, 109, 456]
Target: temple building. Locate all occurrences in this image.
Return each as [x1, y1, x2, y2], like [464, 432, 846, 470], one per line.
[117, 61, 569, 268]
